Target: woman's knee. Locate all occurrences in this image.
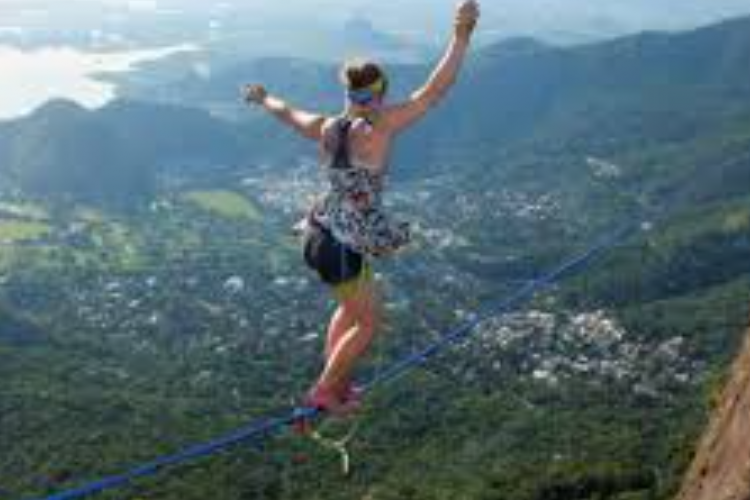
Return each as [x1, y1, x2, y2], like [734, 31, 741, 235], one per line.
[333, 303, 356, 328]
[339, 302, 375, 333]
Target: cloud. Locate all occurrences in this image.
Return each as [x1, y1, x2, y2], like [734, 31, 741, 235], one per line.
[0, 43, 198, 119]
[125, 0, 159, 11]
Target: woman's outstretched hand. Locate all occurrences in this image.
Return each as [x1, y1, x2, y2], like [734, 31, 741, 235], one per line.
[454, 0, 480, 41]
[244, 84, 268, 105]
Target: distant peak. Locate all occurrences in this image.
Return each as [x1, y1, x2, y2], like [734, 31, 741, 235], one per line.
[341, 14, 401, 50]
[344, 15, 377, 34]
[34, 99, 89, 118]
[482, 36, 551, 58]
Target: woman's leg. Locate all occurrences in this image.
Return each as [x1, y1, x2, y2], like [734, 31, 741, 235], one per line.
[316, 280, 381, 396]
[325, 304, 357, 361]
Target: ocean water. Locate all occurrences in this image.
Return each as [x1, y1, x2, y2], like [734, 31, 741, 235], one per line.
[0, 44, 196, 120]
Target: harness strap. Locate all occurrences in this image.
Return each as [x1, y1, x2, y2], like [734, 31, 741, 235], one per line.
[332, 117, 354, 170]
[306, 118, 351, 226]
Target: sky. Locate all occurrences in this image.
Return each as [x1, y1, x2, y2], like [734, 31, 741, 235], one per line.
[2, 0, 750, 119]
[4, 0, 750, 44]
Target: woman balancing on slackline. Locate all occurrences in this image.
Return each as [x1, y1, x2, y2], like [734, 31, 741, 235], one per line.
[244, 0, 480, 417]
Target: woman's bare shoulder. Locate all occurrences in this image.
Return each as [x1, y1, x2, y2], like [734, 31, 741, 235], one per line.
[319, 116, 342, 150]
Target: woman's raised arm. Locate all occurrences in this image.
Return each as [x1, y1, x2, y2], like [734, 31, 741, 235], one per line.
[244, 84, 326, 141]
[382, 1, 480, 133]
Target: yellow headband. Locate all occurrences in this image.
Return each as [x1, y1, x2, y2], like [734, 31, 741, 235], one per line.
[365, 77, 386, 95]
[348, 76, 388, 105]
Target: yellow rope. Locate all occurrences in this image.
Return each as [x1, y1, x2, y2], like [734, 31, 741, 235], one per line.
[309, 420, 361, 476]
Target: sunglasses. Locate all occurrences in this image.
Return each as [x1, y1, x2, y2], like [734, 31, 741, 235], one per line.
[347, 77, 388, 106]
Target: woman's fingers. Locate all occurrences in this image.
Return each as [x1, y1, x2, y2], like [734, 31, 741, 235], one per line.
[458, 0, 480, 22]
[455, 0, 480, 39]
[244, 84, 267, 104]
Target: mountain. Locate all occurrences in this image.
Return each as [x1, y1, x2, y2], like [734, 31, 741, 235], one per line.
[0, 99, 305, 208]
[3, 16, 750, 222]
[409, 15, 750, 159]
[340, 16, 408, 54]
[0, 100, 154, 206]
[676, 326, 750, 500]
[113, 15, 750, 171]
[4, 15, 750, 218]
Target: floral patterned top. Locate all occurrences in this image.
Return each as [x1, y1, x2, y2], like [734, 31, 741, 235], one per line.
[311, 117, 410, 256]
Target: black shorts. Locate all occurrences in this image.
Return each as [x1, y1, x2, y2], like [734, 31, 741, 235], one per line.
[303, 225, 364, 286]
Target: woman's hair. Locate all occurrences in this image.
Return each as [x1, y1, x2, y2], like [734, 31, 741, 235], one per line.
[339, 59, 386, 90]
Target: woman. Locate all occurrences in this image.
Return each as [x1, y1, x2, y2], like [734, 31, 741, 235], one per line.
[244, 0, 480, 415]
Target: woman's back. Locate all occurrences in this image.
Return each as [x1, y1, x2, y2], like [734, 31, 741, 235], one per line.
[314, 116, 409, 256]
[320, 115, 394, 174]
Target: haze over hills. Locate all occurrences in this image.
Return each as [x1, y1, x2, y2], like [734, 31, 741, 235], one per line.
[4, 15, 750, 209]
[4, 0, 750, 54]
